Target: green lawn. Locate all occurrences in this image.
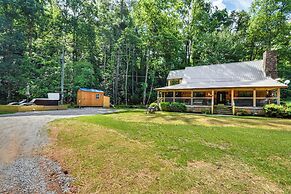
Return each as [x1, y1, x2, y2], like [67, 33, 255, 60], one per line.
[0, 105, 17, 114]
[0, 111, 15, 114]
[47, 111, 291, 193]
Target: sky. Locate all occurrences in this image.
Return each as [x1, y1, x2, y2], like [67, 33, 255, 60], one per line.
[211, 0, 253, 11]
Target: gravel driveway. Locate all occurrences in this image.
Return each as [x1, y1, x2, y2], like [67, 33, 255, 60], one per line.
[0, 108, 116, 193]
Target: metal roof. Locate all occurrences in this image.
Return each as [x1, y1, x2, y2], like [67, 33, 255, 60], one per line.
[156, 78, 287, 90]
[79, 88, 104, 93]
[157, 60, 287, 90]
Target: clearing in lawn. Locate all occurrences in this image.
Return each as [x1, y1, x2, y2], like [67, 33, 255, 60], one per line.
[45, 111, 291, 193]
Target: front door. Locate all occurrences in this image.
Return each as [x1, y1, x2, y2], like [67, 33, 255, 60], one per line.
[217, 92, 227, 105]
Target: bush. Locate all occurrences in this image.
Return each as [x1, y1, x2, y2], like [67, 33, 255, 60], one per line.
[149, 102, 159, 110]
[264, 104, 291, 118]
[286, 107, 291, 117]
[160, 102, 186, 112]
[160, 102, 171, 112]
[201, 109, 211, 114]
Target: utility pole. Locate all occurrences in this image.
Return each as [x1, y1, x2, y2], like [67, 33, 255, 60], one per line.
[60, 45, 65, 105]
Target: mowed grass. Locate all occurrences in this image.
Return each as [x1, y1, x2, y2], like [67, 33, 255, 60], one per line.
[46, 111, 291, 193]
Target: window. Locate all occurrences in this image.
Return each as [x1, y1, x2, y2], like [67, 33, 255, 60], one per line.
[96, 94, 100, 99]
[238, 91, 252, 97]
[193, 92, 205, 97]
[165, 92, 173, 97]
[169, 79, 181, 86]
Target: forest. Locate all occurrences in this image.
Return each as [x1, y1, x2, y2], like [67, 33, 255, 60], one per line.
[0, 0, 290, 105]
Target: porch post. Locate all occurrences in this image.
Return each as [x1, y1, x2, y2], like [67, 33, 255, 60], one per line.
[157, 91, 160, 103]
[277, 88, 280, 105]
[191, 91, 193, 105]
[211, 90, 214, 114]
[173, 91, 176, 102]
[253, 89, 256, 107]
[231, 89, 235, 115]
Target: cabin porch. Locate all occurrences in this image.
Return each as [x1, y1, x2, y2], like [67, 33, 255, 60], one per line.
[156, 88, 280, 115]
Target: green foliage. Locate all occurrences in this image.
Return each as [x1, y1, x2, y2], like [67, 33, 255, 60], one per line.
[0, 0, 290, 104]
[201, 109, 211, 114]
[160, 102, 186, 112]
[264, 104, 291, 118]
[149, 102, 159, 110]
[160, 102, 171, 111]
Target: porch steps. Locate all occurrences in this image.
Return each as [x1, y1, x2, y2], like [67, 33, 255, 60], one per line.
[214, 105, 233, 115]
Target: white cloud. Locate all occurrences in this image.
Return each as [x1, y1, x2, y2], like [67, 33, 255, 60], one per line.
[211, 0, 226, 10]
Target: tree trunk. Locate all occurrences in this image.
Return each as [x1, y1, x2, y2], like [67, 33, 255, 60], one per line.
[142, 50, 149, 105]
[114, 50, 120, 104]
[125, 45, 130, 105]
[131, 48, 135, 96]
[186, 39, 191, 66]
[28, 20, 33, 57]
[146, 72, 155, 105]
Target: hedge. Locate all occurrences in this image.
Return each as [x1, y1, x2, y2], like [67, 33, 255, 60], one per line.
[160, 102, 186, 112]
[264, 104, 291, 118]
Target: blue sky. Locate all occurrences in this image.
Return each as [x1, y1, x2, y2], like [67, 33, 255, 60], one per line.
[211, 0, 253, 11]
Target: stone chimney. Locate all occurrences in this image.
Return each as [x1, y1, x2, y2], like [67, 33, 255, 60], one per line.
[263, 50, 278, 79]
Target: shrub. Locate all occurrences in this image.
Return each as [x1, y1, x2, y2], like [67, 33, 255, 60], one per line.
[201, 109, 211, 114]
[169, 102, 186, 112]
[160, 102, 186, 112]
[286, 107, 291, 117]
[264, 104, 290, 118]
[149, 102, 159, 110]
[236, 109, 250, 116]
[160, 102, 171, 112]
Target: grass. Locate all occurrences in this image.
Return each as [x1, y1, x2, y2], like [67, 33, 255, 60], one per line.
[0, 105, 18, 114]
[0, 111, 15, 114]
[46, 111, 291, 193]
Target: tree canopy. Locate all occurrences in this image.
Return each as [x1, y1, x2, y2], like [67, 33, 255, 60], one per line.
[0, 0, 290, 104]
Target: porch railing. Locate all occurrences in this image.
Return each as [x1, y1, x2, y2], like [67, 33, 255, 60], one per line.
[234, 97, 277, 107]
[158, 97, 277, 107]
[160, 97, 212, 106]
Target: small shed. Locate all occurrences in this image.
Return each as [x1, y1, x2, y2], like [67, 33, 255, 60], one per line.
[77, 88, 110, 108]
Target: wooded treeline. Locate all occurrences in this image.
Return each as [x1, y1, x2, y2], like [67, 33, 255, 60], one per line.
[0, 0, 290, 104]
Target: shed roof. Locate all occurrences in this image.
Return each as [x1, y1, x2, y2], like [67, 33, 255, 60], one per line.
[79, 88, 104, 93]
[157, 60, 287, 90]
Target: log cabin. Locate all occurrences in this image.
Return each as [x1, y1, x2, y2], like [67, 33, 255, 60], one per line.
[155, 51, 288, 115]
